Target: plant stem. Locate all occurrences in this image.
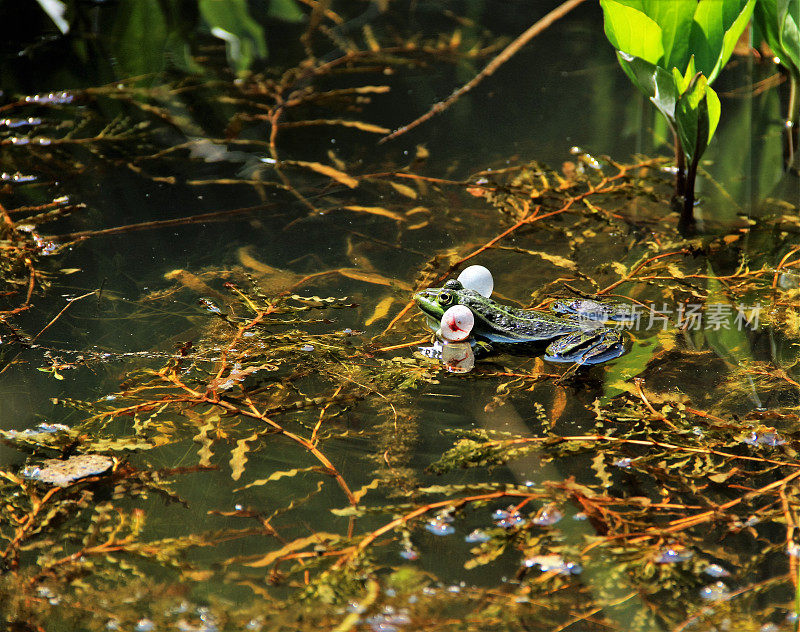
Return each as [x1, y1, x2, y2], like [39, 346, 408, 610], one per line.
[679, 155, 698, 235]
[787, 73, 799, 166]
[674, 133, 686, 197]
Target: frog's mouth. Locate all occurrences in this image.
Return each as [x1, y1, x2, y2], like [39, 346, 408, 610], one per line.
[413, 289, 445, 320]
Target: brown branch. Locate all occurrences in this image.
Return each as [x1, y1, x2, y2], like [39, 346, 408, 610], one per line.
[41, 203, 278, 242]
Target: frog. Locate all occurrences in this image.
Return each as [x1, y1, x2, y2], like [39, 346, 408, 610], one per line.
[414, 279, 628, 365]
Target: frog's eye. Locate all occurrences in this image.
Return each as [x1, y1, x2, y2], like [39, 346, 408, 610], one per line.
[438, 290, 455, 306]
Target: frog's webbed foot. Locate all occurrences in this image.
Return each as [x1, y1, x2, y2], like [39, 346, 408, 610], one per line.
[543, 328, 625, 365]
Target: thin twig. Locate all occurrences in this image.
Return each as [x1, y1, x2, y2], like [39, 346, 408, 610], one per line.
[379, 0, 588, 143]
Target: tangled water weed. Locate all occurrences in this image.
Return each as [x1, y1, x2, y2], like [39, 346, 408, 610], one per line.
[0, 2, 799, 632]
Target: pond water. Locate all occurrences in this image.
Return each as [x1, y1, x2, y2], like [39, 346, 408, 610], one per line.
[1, 2, 799, 631]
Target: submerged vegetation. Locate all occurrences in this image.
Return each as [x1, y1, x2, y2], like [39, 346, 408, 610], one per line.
[1, 1, 800, 631]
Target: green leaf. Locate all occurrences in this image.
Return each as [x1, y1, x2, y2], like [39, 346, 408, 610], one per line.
[779, 0, 800, 76]
[703, 263, 754, 367]
[641, 0, 696, 70]
[676, 73, 712, 164]
[600, 0, 665, 65]
[615, 53, 678, 127]
[267, 0, 305, 22]
[650, 65, 680, 128]
[673, 55, 696, 93]
[199, 0, 268, 74]
[755, 0, 800, 78]
[112, 0, 169, 76]
[601, 336, 660, 402]
[708, 0, 757, 83]
[690, 0, 756, 82]
[705, 83, 721, 144]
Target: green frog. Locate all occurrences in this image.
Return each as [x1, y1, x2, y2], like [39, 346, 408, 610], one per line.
[414, 279, 628, 365]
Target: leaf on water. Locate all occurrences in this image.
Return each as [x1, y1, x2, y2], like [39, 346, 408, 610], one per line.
[522, 249, 577, 270]
[365, 296, 397, 326]
[230, 432, 258, 481]
[404, 206, 431, 230]
[193, 416, 217, 467]
[286, 160, 359, 188]
[665, 264, 685, 279]
[388, 181, 418, 199]
[591, 453, 612, 488]
[90, 438, 156, 451]
[338, 268, 411, 289]
[233, 466, 319, 491]
[289, 294, 355, 307]
[464, 542, 506, 569]
[550, 386, 567, 427]
[342, 205, 405, 221]
[245, 532, 340, 567]
[352, 478, 382, 503]
[281, 119, 390, 133]
[610, 262, 628, 276]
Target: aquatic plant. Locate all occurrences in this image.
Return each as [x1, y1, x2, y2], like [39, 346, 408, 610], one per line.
[754, 0, 800, 162]
[3, 3, 800, 631]
[599, 0, 756, 233]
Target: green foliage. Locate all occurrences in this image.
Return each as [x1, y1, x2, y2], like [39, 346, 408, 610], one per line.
[601, 0, 756, 83]
[600, 0, 754, 227]
[754, 0, 800, 79]
[199, 0, 268, 74]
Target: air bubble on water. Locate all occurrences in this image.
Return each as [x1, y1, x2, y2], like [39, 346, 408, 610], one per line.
[134, 619, 155, 632]
[425, 520, 455, 536]
[699, 581, 730, 601]
[703, 563, 731, 578]
[523, 554, 581, 575]
[465, 529, 490, 543]
[743, 431, 786, 446]
[346, 601, 365, 614]
[491, 507, 524, 528]
[654, 547, 693, 564]
[399, 547, 418, 560]
[532, 505, 563, 526]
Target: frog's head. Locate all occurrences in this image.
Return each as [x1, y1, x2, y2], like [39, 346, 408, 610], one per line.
[414, 279, 467, 320]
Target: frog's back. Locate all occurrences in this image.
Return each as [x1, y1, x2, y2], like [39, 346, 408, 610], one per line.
[457, 291, 584, 343]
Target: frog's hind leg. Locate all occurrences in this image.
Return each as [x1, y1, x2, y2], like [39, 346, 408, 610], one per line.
[543, 329, 626, 366]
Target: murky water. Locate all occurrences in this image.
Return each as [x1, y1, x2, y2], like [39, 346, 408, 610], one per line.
[1, 2, 799, 631]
